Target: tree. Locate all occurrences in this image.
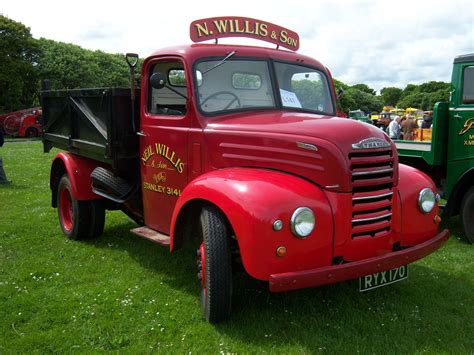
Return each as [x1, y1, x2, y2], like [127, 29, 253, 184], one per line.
[337, 88, 357, 114]
[397, 82, 450, 110]
[0, 15, 39, 113]
[342, 88, 382, 114]
[380, 87, 402, 107]
[292, 79, 324, 110]
[398, 92, 426, 109]
[36, 38, 137, 90]
[333, 78, 349, 91]
[418, 81, 450, 93]
[351, 83, 376, 96]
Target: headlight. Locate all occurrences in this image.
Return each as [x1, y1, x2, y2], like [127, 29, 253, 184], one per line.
[418, 188, 436, 213]
[290, 207, 315, 238]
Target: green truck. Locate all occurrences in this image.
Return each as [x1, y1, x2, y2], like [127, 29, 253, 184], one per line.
[348, 109, 372, 124]
[395, 53, 474, 243]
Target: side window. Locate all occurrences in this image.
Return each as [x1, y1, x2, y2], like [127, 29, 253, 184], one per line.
[148, 61, 187, 116]
[462, 66, 474, 104]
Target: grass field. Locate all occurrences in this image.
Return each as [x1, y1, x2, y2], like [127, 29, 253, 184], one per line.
[0, 141, 473, 353]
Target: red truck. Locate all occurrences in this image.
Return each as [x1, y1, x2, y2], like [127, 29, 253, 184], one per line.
[41, 17, 449, 323]
[1, 107, 43, 137]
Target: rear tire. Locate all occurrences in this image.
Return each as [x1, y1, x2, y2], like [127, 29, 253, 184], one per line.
[57, 174, 105, 240]
[460, 186, 474, 244]
[198, 205, 232, 323]
[25, 127, 38, 138]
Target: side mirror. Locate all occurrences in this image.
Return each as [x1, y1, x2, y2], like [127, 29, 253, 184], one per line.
[337, 88, 344, 99]
[150, 72, 167, 90]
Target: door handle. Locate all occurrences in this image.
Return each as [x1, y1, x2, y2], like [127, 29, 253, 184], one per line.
[454, 114, 462, 119]
[136, 130, 147, 137]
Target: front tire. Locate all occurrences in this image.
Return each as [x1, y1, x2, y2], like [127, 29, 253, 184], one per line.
[460, 186, 474, 244]
[198, 205, 232, 323]
[57, 174, 105, 240]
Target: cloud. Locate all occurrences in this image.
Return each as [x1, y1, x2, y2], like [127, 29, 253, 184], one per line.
[2, 0, 473, 90]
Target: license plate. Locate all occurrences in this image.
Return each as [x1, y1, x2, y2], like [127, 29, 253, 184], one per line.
[359, 265, 408, 292]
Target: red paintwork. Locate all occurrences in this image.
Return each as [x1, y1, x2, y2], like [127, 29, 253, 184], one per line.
[398, 164, 441, 245]
[59, 183, 73, 232]
[270, 229, 449, 292]
[137, 43, 449, 286]
[202, 111, 394, 193]
[41, 34, 450, 295]
[190, 17, 300, 51]
[51, 152, 103, 201]
[17, 113, 43, 137]
[1, 107, 42, 137]
[0, 107, 40, 125]
[199, 243, 206, 287]
[172, 168, 334, 280]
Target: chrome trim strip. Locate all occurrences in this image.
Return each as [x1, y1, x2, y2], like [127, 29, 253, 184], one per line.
[449, 107, 474, 111]
[352, 192, 393, 202]
[352, 168, 393, 176]
[352, 213, 392, 224]
[395, 142, 432, 152]
[352, 137, 391, 149]
[296, 142, 318, 151]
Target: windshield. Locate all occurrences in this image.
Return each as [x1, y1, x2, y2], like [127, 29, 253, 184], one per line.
[274, 62, 334, 114]
[194, 59, 334, 115]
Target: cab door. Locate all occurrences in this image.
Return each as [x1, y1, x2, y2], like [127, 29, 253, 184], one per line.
[140, 57, 190, 234]
[446, 61, 474, 195]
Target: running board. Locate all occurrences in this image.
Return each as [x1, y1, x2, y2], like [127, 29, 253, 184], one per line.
[130, 226, 170, 246]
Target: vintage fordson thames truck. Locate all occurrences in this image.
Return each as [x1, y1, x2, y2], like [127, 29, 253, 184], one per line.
[41, 17, 449, 323]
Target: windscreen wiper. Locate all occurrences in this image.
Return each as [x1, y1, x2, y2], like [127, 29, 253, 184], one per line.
[202, 50, 236, 75]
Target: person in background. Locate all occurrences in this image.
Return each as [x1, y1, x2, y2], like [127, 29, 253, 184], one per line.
[422, 111, 433, 129]
[401, 114, 418, 140]
[0, 128, 11, 185]
[388, 115, 402, 140]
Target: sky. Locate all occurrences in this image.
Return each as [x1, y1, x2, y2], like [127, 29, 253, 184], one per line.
[2, 0, 473, 91]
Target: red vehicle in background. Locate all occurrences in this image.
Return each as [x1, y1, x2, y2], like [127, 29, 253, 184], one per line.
[0, 107, 43, 138]
[40, 17, 449, 323]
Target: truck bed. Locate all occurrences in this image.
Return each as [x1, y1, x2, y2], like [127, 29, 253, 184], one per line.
[41, 88, 140, 177]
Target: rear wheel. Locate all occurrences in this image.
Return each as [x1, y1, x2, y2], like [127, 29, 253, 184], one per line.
[460, 186, 474, 244]
[57, 174, 105, 240]
[25, 127, 38, 138]
[197, 205, 232, 323]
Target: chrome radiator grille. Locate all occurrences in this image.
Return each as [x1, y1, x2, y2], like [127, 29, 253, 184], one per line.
[349, 148, 395, 238]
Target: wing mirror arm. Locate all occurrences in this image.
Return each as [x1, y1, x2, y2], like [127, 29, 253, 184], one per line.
[337, 87, 344, 99]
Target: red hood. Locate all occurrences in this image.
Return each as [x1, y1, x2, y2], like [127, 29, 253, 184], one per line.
[205, 111, 390, 147]
[203, 111, 397, 192]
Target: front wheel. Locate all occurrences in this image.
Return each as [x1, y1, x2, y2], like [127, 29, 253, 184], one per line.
[57, 174, 105, 240]
[460, 186, 474, 244]
[197, 205, 232, 323]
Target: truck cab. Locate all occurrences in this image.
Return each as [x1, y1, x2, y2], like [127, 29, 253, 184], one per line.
[41, 17, 449, 323]
[396, 53, 474, 242]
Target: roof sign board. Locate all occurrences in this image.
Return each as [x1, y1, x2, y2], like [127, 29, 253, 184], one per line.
[190, 17, 300, 51]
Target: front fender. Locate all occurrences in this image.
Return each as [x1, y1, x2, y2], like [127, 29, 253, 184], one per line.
[171, 168, 334, 281]
[51, 152, 103, 201]
[398, 163, 440, 245]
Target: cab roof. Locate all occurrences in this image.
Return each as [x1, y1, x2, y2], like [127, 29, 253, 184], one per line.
[147, 44, 328, 72]
[454, 53, 474, 64]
